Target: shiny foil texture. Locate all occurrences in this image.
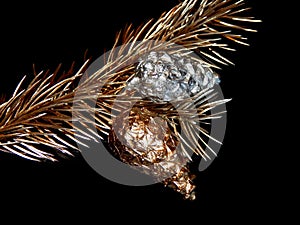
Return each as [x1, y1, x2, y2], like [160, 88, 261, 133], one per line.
[108, 106, 196, 200]
[127, 51, 220, 102]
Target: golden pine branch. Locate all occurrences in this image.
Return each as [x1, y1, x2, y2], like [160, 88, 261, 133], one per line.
[0, 0, 259, 199]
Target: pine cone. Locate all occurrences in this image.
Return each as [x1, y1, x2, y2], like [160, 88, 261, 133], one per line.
[108, 105, 196, 199]
[128, 51, 220, 102]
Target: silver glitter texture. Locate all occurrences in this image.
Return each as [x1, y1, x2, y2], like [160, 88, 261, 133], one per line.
[127, 51, 220, 101]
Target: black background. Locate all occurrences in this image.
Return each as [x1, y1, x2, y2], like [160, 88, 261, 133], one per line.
[0, 0, 290, 222]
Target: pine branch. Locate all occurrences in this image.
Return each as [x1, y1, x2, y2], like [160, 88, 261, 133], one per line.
[0, 62, 89, 161]
[0, 0, 259, 162]
[114, 0, 260, 67]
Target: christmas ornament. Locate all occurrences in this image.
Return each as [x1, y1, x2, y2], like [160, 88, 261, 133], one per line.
[0, 0, 260, 200]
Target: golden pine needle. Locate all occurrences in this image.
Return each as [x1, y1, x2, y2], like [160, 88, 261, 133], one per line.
[0, 0, 260, 161]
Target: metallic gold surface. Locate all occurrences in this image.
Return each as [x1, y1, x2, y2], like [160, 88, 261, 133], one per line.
[0, 0, 260, 200]
[109, 106, 196, 199]
[163, 166, 196, 200]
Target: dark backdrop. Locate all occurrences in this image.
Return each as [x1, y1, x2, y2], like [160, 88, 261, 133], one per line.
[0, 0, 287, 223]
